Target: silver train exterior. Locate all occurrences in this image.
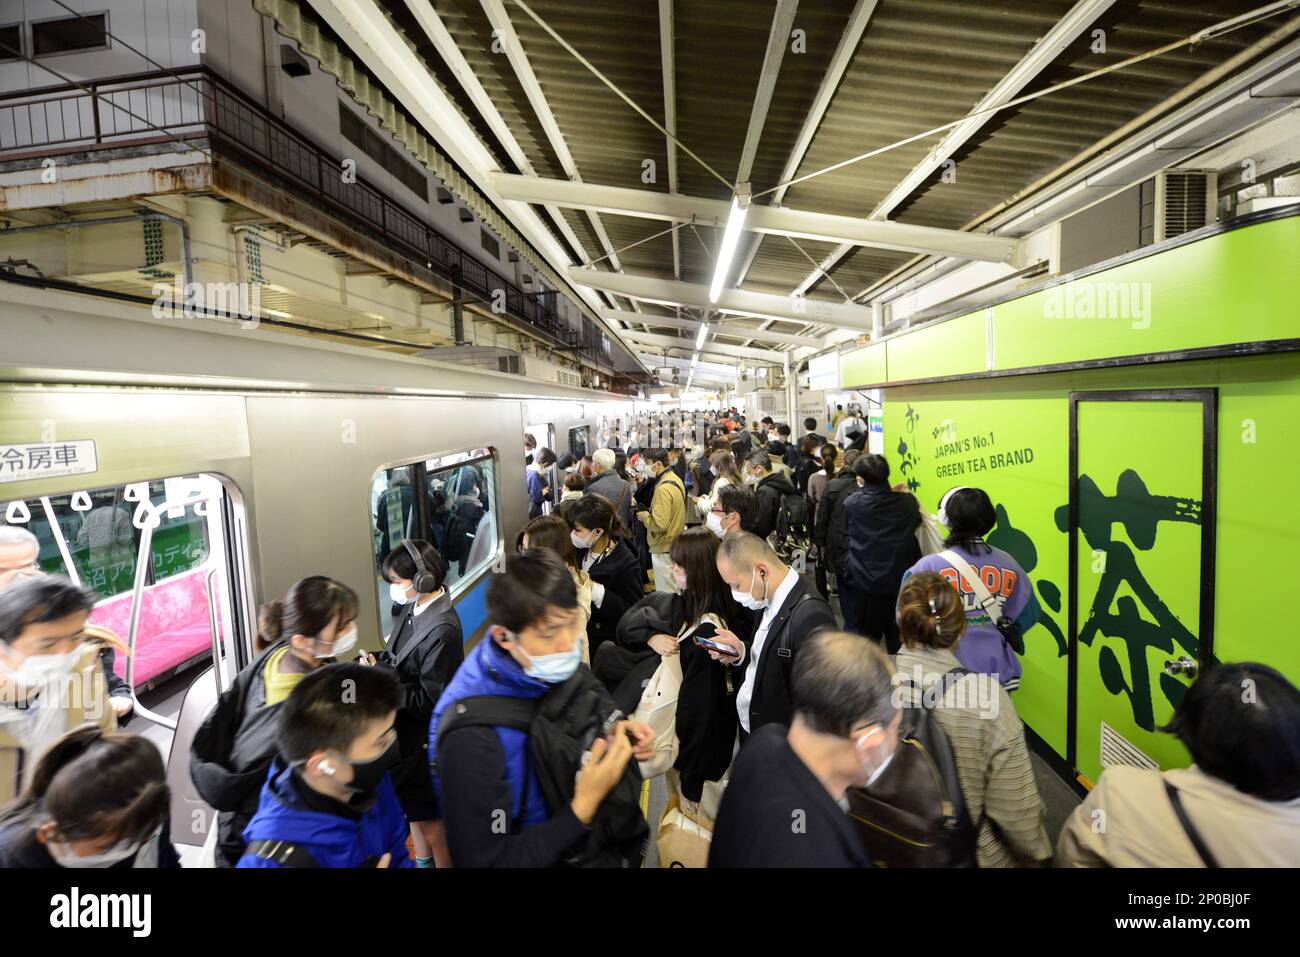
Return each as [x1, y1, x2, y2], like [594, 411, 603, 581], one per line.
[0, 278, 646, 681]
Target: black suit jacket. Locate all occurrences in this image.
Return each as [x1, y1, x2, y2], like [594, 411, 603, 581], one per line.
[740, 574, 837, 736]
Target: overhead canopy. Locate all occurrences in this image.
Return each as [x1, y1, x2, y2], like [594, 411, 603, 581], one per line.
[297, 0, 1292, 359]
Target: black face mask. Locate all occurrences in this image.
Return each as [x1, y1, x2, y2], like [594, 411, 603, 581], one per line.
[340, 737, 401, 798]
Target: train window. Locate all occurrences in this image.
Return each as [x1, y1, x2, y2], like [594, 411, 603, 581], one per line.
[1, 474, 240, 697]
[369, 450, 498, 638]
[569, 426, 590, 460]
[5, 478, 213, 598]
[427, 453, 496, 591]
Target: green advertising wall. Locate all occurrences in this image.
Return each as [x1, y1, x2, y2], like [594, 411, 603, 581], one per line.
[842, 212, 1300, 389]
[880, 353, 1300, 784]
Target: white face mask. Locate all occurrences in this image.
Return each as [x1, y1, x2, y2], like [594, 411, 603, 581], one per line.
[47, 824, 159, 869]
[857, 727, 896, 787]
[671, 567, 688, 591]
[730, 567, 768, 611]
[5, 647, 83, 687]
[706, 512, 726, 539]
[570, 531, 592, 550]
[389, 582, 414, 605]
[314, 624, 357, 659]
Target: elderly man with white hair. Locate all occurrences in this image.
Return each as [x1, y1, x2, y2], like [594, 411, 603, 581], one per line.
[0, 527, 40, 591]
[583, 447, 635, 531]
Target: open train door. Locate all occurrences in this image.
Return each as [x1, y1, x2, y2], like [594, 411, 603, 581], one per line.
[1067, 389, 1218, 784]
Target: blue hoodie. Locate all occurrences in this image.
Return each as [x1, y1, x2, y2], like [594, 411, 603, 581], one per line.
[428, 635, 550, 828]
[237, 757, 413, 868]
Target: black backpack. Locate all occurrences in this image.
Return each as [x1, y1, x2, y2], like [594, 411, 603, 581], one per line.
[845, 669, 980, 868]
[774, 489, 812, 557]
[434, 667, 648, 868]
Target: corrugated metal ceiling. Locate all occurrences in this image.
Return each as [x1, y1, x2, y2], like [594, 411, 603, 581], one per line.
[382, 0, 1288, 355]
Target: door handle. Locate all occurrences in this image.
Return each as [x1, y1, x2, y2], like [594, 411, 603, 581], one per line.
[1164, 656, 1198, 679]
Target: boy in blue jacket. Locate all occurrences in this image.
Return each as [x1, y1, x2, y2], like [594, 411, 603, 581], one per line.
[238, 662, 413, 868]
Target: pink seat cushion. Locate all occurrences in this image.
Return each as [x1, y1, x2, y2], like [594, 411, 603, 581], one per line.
[88, 568, 223, 686]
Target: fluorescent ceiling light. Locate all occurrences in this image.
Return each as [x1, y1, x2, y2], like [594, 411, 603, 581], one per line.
[695, 323, 710, 349]
[708, 188, 750, 303]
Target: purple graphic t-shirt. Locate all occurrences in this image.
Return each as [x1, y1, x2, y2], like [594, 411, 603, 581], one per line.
[901, 542, 1040, 688]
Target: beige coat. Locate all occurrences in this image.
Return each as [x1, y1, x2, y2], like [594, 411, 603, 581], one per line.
[896, 645, 1053, 867]
[1056, 763, 1300, 867]
[0, 643, 117, 803]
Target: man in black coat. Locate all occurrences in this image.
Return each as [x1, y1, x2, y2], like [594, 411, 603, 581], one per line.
[709, 630, 899, 868]
[705, 532, 837, 739]
[745, 450, 796, 541]
[842, 454, 921, 652]
[813, 451, 862, 626]
[801, 416, 827, 447]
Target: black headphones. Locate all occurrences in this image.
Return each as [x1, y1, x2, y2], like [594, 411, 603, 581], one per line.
[402, 540, 439, 594]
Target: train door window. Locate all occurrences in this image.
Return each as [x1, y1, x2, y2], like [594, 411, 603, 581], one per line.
[426, 452, 496, 592]
[569, 426, 590, 460]
[1, 473, 244, 708]
[368, 451, 498, 639]
[370, 464, 419, 637]
[524, 422, 556, 507]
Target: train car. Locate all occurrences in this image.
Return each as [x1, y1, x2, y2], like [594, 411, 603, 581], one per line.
[0, 276, 645, 848]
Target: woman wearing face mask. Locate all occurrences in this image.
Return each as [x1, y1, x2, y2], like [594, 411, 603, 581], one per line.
[0, 576, 114, 806]
[598, 529, 747, 817]
[694, 450, 742, 523]
[564, 495, 642, 661]
[190, 575, 359, 867]
[518, 516, 593, 662]
[0, 724, 178, 868]
[894, 572, 1051, 867]
[374, 540, 463, 868]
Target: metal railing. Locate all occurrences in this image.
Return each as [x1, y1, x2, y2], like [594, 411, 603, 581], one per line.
[0, 67, 609, 365]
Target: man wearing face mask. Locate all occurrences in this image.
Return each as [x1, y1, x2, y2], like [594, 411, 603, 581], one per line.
[710, 631, 897, 867]
[708, 533, 837, 740]
[239, 663, 411, 867]
[0, 576, 113, 806]
[706, 484, 758, 540]
[636, 449, 687, 595]
[429, 552, 656, 867]
[191, 576, 361, 867]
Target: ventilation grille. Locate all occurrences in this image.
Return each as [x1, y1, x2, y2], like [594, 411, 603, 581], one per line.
[1161, 171, 1213, 240]
[1099, 721, 1159, 771]
[497, 354, 523, 375]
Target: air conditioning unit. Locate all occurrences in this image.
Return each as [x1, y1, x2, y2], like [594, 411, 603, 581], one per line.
[1155, 171, 1217, 242]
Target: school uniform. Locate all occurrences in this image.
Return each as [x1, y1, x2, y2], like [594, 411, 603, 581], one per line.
[381, 591, 463, 821]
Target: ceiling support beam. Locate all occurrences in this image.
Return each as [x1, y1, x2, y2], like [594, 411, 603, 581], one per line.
[736, 0, 879, 286]
[477, 0, 641, 320]
[494, 173, 1019, 262]
[791, 0, 1119, 296]
[621, 330, 784, 363]
[658, 0, 681, 334]
[572, 267, 875, 330]
[598, 308, 822, 347]
[736, 0, 800, 185]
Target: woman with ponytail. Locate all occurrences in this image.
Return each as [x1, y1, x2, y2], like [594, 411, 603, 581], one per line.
[190, 576, 358, 867]
[0, 724, 178, 867]
[894, 572, 1050, 868]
